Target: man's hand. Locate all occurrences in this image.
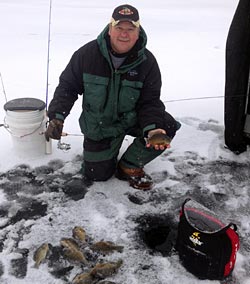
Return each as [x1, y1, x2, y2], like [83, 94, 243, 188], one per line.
[44, 119, 64, 141]
[146, 129, 171, 150]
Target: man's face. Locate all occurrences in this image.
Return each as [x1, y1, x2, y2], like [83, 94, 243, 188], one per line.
[109, 21, 139, 54]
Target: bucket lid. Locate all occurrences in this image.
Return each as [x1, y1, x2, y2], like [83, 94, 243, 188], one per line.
[4, 98, 46, 111]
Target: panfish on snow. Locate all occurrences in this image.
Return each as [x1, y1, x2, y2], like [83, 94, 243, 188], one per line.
[90, 241, 124, 254]
[90, 259, 123, 279]
[72, 226, 87, 243]
[33, 243, 50, 268]
[60, 237, 79, 251]
[72, 272, 94, 284]
[60, 238, 88, 265]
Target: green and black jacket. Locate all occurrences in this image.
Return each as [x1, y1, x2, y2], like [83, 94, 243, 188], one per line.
[48, 25, 178, 141]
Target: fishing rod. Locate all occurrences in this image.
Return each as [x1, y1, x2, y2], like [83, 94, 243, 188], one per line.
[0, 72, 8, 129]
[0, 72, 8, 104]
[61, 132, 83, 137]
[45, 0, 53, 111]
[43, 0, 53, 154]
[163, 94, 247, 104]
[164, 95, 223, 103]
[243, 67, 250, 136]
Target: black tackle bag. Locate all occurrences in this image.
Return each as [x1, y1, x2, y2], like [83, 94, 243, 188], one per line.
[176, 198, 239, 280]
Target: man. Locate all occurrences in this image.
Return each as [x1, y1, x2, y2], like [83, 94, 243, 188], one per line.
[224, 0, 250, 154]
[45, 4, 180, 190]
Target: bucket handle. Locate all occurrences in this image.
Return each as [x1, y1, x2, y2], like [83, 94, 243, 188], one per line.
[3, 116, 44, 138]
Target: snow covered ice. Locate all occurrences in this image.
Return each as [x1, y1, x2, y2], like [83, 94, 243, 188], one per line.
[0, 0, 250, 283]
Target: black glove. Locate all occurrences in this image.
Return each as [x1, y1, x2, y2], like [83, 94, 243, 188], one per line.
[45, 119, 64, 141]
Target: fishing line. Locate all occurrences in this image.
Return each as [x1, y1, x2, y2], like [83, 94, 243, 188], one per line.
[0, 72, 8, 103]
[163, 94, 247, 104]
[244, 67, 250, 114]
[45, 0, 53, 111]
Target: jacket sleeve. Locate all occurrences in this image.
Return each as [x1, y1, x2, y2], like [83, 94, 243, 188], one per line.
[47, 48, 84, 121]
[136, 54, 179, 138]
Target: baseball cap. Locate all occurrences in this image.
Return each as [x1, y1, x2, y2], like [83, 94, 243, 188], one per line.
[110, 4, 140, 28]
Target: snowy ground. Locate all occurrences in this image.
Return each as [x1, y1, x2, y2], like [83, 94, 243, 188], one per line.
[1, 1, 250, 283]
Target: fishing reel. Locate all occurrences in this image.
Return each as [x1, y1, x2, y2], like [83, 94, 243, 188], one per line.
[57, 139, 71, 151]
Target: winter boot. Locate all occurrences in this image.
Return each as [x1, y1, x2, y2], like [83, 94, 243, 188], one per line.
[115, 163, 153, 190]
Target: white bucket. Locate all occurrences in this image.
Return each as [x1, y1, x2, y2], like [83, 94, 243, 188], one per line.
[4, 98, 49, 156]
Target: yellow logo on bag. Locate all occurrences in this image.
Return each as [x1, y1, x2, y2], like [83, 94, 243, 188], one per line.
[189, 232, 203, 246]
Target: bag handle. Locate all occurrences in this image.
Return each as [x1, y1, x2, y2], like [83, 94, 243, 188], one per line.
[212, 222, 238, 236]
[181, 198, 238, 234]
[182, 198, 191, 212]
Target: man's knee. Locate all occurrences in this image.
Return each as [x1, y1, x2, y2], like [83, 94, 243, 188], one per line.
[83, 159, 116, 181]
[83, 137, 116, 181]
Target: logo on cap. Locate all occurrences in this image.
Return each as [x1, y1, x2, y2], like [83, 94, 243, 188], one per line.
[119, 7, 134, 16]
